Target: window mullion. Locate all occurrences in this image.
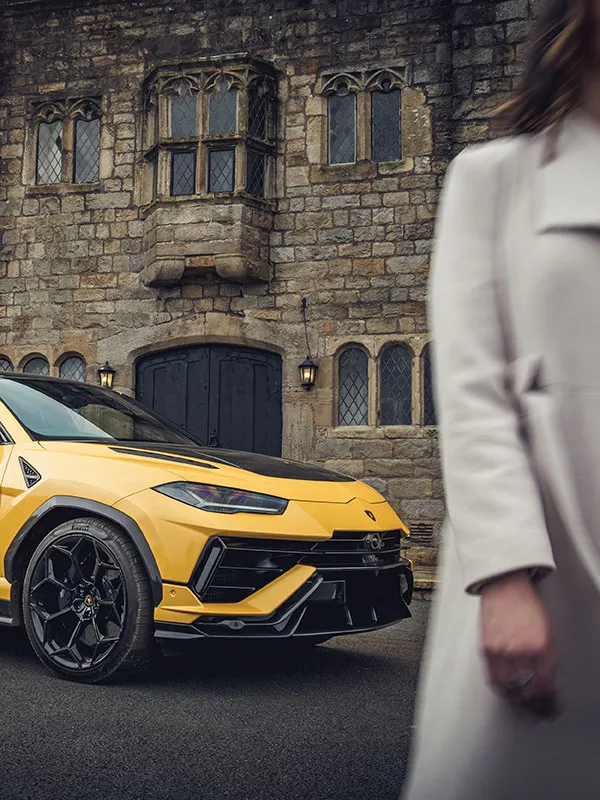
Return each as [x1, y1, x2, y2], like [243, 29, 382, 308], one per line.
[236, 140, 247, 194]
[62, 116, 74, 184]
[238, 82, 249, 193]
[157, 147, 169, 197]
[357, 90, 369, 163]
[413, 350, 421, 426]
[196, 89, 205, 193]
[158, 93, 168, 140]
[368, 353, 377, 427]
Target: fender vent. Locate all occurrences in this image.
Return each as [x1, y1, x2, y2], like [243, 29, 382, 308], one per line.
[19, 457, 41, 488]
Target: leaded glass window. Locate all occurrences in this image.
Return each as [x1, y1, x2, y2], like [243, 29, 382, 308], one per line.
[328, 88, 356, 165]
[338, 348, 369, 426]
[0, 357, 13, 373]
[144, 62, 276, 201]
[423, 345, 436, 426]
[372, 88, 401, 162]
[171, 150, 196, 196]
[74, 117, 100, 183]
[24, 357, 50, 376]
[380, 344, 412, 425]
[36, 120, 63, 184]
[246, 148, 266, 197]
[171, 85, 197, 138]
[209, 148, 235, 193]
[60, 355, 86, 382]
[248, 84, 271, 141]
[209, 81, 237, 135]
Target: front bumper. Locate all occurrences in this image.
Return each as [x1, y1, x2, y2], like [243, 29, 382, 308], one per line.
[154, 529, 412, 642]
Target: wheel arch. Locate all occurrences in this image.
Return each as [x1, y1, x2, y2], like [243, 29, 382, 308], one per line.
[4, 497, 163, 618]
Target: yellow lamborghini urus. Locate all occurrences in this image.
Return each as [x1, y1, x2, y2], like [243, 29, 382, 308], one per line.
[0, 374, 413, 682]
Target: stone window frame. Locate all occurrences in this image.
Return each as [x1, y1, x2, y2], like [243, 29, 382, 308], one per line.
[25, 97, 103, 189]
[331, 336, 436, 432]
[141, 54, 278, 207]
[319, 66, 406, 166]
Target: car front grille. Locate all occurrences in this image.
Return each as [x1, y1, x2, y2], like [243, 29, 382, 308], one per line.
[194, 530, 405, 604]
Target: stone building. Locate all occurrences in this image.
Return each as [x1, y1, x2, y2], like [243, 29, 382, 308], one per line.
[0, 0, 536, 573]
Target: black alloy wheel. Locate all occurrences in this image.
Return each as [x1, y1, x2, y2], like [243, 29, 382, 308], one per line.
[23, 517, 154, 683]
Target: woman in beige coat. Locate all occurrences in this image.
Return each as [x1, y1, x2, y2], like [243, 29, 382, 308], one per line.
[403, 1, 600, 798]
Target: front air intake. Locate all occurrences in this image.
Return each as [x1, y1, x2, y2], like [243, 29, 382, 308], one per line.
[193, 530, 405, 604]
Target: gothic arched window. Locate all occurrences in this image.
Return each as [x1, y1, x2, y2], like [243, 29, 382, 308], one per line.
[338, 347, 369, 426]
[24, 356, 50, 376]
[327, 81, 357, 165]
[59, 355, 86, 383]
[380, 343, 412, 425]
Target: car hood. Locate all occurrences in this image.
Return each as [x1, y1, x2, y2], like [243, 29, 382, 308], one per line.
[37, 441, 386, 504]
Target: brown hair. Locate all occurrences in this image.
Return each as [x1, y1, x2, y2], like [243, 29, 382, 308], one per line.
[496, 0, 591, 134]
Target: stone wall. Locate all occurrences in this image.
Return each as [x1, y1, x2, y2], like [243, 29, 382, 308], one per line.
[0, 0, 536, 567]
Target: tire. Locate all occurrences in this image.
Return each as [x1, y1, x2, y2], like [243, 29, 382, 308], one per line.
[22, 517, 154, 683]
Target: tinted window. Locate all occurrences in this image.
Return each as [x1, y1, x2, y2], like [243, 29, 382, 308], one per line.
[0, 379, 194, 444]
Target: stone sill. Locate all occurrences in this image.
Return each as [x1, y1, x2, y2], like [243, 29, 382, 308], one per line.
[311, 157, 414, 182]
[25, 182, 103, 197]
[140, 191, 275, 219]
[328, 425, 438, 440]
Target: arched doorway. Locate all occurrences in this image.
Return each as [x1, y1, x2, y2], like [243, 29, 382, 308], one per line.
[136, 344, 282, 456]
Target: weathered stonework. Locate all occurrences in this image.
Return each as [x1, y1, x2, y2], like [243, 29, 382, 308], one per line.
[0, 0, 537, 570]
[142, 197, 273, 286]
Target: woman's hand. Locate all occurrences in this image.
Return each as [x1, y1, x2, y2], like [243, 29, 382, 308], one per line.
[480, 570, 559, 717]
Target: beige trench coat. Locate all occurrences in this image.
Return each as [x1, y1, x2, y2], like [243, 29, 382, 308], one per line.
[403, 111, 600, 800]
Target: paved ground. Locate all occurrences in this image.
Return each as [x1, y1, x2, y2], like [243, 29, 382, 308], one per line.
[0, 601, 429, 800]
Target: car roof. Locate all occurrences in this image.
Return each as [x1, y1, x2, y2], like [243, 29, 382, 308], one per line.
[0, 373, 88, 387]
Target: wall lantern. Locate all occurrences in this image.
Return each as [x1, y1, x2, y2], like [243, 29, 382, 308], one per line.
[299, 297, 318, 391]
[97, 361, 116, 389]
[298, 356, 318, 390]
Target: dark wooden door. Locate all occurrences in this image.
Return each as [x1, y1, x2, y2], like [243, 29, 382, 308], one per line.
[136, 345, 282, 456]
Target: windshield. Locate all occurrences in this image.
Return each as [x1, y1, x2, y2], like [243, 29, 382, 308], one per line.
[0, 378, 198, 444]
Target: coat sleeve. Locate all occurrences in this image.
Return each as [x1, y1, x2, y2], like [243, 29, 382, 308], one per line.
[430, 143, 556, 594]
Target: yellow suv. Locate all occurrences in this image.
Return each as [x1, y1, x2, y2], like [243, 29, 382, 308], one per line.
[0, 374, 412, 682]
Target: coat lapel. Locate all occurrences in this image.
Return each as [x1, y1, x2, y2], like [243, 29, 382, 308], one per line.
[536, 110, 600, 233]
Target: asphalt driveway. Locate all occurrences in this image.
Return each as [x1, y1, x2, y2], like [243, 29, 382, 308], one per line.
[0, 601, 429, 800]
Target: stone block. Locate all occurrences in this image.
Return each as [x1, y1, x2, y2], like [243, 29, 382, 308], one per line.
[323, 459, 364, 478]
[287, 166, 310, 187]
[364, 459, 415, 478]
[85, 192, 131, 210]
[397, 499, 446, 520]
[496, 0, 529, 21]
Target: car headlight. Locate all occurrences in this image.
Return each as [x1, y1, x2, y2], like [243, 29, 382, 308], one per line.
[153, 482, 288, 515]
